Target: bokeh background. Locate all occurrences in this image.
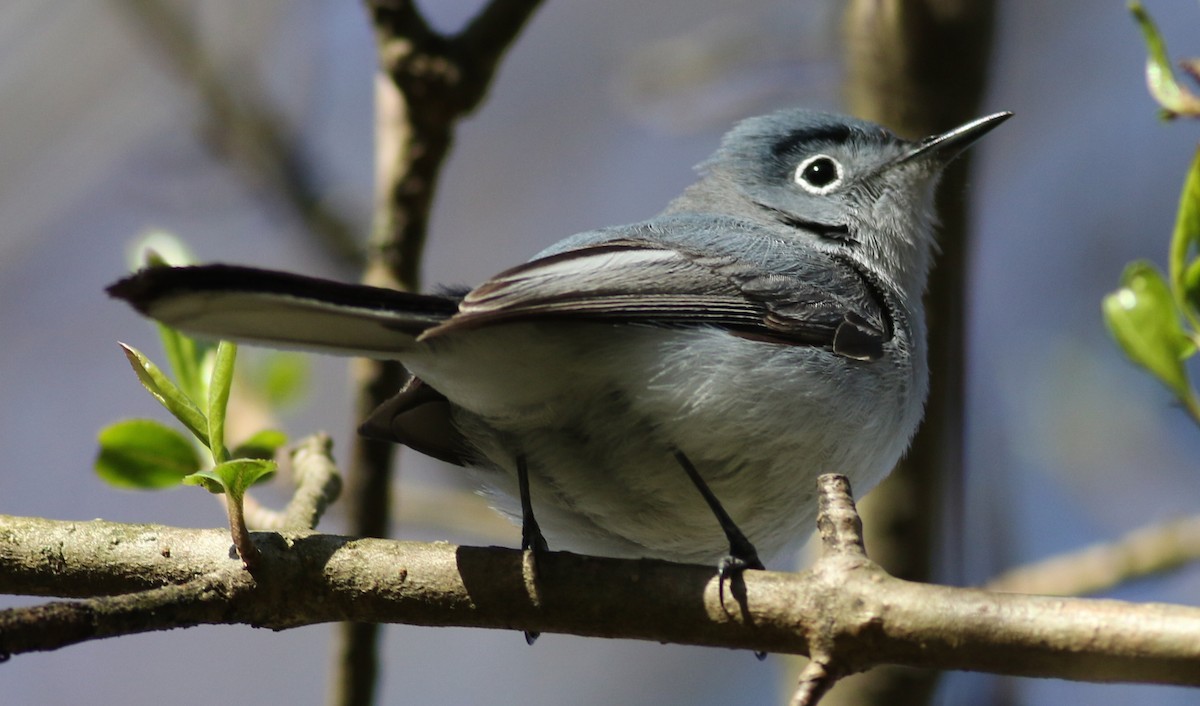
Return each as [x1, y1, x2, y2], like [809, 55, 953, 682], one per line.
[2, 1, 1200, 704]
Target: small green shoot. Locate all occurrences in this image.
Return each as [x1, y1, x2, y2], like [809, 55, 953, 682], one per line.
[206, 341, 237, 463]
[1103, 6, 1200, 424]
[99, 244, 290, 568]
[1171, 146, 1200, 321]
[185, 459, 277, 497]
[1103, 262, 1197, 410]
[185, 459, 276, 570]
[1103, 153, 1200, 422]
[119, 343, 209, 444]
[1130, 1, 1200, 119]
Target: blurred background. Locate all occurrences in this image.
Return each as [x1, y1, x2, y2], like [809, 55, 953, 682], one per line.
[2, 1, 1199, 704]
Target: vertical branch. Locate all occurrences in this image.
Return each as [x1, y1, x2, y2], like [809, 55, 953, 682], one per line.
[333, 2, 543, 705]
[333, 60, 438, 706]
[114, 0, 365, 268]
[831, 2, 996, 706]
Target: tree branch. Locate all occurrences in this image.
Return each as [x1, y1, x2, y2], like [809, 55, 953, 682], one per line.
[363, 0, 543, 291]
[985, 513, 1200, 596]
[338, 3, 543, 703]
[3, 478, 1200, 689]
[280, 433, 343, 531]
[838, 2, 997, 703]
[114, 0, 365, 268]
[0, 573, 242, 657]
[242, 433, 343, 532]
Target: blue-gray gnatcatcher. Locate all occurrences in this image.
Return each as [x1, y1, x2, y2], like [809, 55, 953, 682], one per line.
[108, 108, 1010, 574]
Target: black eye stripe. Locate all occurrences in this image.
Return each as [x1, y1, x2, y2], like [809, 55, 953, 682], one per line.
[770, 125, 853, 156]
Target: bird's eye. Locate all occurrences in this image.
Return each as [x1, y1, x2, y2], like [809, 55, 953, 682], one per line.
[794, 154, 843, 194]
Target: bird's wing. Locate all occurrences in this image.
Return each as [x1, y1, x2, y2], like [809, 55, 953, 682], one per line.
[422, 238, 893, 360]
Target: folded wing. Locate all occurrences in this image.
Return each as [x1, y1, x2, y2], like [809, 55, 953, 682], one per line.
[422, 239, 892, 359]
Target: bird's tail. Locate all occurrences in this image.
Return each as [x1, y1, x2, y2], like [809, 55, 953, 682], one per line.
[107, 264, 460, 358]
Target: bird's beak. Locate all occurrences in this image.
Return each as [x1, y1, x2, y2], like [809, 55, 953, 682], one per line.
[894, 111, 1013, 166]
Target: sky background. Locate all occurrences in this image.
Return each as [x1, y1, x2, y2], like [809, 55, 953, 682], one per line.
[2, 1, 1200, 704]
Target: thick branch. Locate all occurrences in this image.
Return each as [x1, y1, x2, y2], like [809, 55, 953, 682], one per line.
[2, 509, 1199, 685]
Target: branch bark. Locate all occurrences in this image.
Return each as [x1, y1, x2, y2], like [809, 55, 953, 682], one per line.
[2, 479, 1199, 689]
[243, 433, 343, 532]
[338, 3, 543, 704]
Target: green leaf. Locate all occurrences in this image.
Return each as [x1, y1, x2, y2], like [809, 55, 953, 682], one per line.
[143, 249, 170, 268]
[158, 325, 211, 405]
[1103, 261, 1195, 399]
[95, 419, 202, 489]
[127, 229, 196, 271]
[182, 469, 224, 494]
[1130, 2, 1200, 118]
[206, 341, 237, 463]
[1172, 147, 1200, 318]
[1184, 257, 1200, 314]
[184, 459, 276, 499]
[231, 429, 288, 461]
[259, 352, 310, 407]
[120, 343, 209, 445]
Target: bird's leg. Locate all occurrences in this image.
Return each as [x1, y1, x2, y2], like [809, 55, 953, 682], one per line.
[517, 454, 549, 554]
[675, 450, 767, 659]
[517, 454, 546, 645]
[673, 451, 764, 579]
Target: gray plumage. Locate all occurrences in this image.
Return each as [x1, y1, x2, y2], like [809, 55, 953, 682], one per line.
[109, 108, 1010, 565]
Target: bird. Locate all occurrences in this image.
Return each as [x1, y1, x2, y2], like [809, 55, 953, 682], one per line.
[108, 107, 1011, 575]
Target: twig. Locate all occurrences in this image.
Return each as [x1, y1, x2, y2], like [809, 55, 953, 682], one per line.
[787, 475, 874, 705]
[113, 0, 364, 268]
[224, 489, 260, 571]
[240, 433, 343, 532]
[363, 0, 545, 292]
[986, 513, 1200, 596]
[790, 661, 838, 706]
[280, 433, 343, 530]
[815, 474, 868, 559]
